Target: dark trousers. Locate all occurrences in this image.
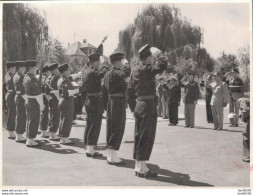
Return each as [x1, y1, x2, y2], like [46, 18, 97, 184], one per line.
[84, 96, 103, 146]
[106, 97, 126, 150]
[39, 96, 49, 130]
[6, 93, 16, 131]
[229, 99, 239, 125]
[243, 120, 250, 158]
[168, 102, 179, 125]
[26, 99, 40, 139]
[58, 97, 74, 137]
[48, 97, 60, 133]
[206, 96, 213, 123]
[15, 95, 26, 134]
[133, 99, 157, 161]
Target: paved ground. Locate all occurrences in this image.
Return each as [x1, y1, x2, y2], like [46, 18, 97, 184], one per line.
[2, 101, 250, 187]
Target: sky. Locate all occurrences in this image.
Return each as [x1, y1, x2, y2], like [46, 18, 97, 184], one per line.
[30, 2, 250, 58]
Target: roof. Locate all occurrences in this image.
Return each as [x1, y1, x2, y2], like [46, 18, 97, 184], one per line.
[79, 42, 96, 49]
[65, 42, 88, 57]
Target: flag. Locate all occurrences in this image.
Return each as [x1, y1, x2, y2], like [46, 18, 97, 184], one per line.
[95, 44, 103, 55]
[102, 35, 108, 43]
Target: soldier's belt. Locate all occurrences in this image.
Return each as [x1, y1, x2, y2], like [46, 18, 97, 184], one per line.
[137, 95, 156, 101]
[7, 90, 15, 94]
[16, 91, 22, 95]
[109, 93, 125, 97]
[87, 92, 102, 96]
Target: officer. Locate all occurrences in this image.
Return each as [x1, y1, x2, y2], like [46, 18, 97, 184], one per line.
[13, 61, 27, 142]
[39, 65, 51, 138]
[47, 63, 61, 141]
[127, 44, 167, 178]
[5, 61, 17, 139]
[102, 51, 130, 165]
[24, 60, 44, 147]
[57, 63, 82, 145]
[82, 53, 108, 158]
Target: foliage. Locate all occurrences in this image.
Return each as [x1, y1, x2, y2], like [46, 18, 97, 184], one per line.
[118, 4, 202, 59]
[49, 38, 67, 64]
[237, 46, 250, 91]
[215, 51, 238, 74]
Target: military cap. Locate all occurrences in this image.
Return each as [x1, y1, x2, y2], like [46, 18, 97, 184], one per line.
[138, 44, 152, 59]
[88, 53, 100, 62]
[48, 63, 58, 71]
[15, 61, 26, 68]
[110, 51, 124, 62]
[6, 61, 16, 69]
[42, 65, 49, 73]
[26, 60, 37, 67]
[58, 63, 69, 73]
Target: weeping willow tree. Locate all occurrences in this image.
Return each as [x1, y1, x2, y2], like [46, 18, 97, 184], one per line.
[3, 3, 50, 75]
[118, 4, 202, 59]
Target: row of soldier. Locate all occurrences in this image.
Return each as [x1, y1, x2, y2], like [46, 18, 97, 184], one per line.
[4, 44, 168, 178]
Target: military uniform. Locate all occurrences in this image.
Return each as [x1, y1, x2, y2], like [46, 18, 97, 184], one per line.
[5, 62, 16, 138]
[57, 71, 75, 139]
[39, 67, 50, 134]
[102, 52, 130, 164]
[47, 63, 60, 136]
[13, 61, 27, 140]
[23, 60, 43, 146]
[205, 79, 213, 123]
[127, 45, 167, 162]
[82, 53, 108, 157]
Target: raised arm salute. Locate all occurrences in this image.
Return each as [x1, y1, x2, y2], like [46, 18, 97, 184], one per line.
[127, 44, 167, 178]
[82, 53, 109, 158]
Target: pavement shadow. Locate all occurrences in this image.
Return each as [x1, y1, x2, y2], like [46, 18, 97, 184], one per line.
[219, 129, 243, 133]
[31, 140, 78, 154]
[194, 126, 213, 130]
[69, 138, 85, 149]
[120, 158, 213, 186]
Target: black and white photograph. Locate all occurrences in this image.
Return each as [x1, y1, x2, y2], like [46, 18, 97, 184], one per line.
[1, 0, 252, 190]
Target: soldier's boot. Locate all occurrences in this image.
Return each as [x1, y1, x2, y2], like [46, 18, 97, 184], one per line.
[49, 132, 60, 141]
[26, 138, 40, 147]
[15, 134, 26, 143]
[112, 150, 125, 165]
[60, 137, 72, 145]
[41, 130, 50, 138]
[106, 148, 113, 163]
[8, 131, 16, 139]
[135, 161, 158, 178]
[86, 145, 103, 158]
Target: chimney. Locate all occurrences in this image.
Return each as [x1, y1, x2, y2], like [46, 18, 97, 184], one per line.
[83, 39, 87, 43]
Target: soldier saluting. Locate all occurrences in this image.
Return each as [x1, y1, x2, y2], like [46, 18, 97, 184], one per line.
[5, 61, 17, 139]
[24, 60, 44, 147]
[47, 63, 61, 141]
[39, 65, 51, 138]
[82, 53, 109, 158]
[13, 61, 27, 142]
[57, 64, 82, 145]
[127, 44, 167, 178]
[102, 51, 130, 165]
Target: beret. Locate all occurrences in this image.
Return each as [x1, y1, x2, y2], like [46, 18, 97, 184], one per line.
[26, 60, 37, 67]
[110, 51, 124, 62]
[138, 44, 152, 59]
[58, 63, 69, 73]
[6, 61, 16, 68]
[42, 65, 49, 73]
[15, 61, 26, 68]
[48, 63, 58, 71]
[88, 53, 100, 62]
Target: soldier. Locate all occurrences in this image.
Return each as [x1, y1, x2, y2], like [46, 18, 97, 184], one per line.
[181, 72, 200, 128]
[24, 60, 44, 147]
[127, 44, 167, 178]
[39, 65, 51, 138]
[163, 77, 181, 126]
[82, 53, 108, 158]
[156, 77, 163, 117]
[13, 61, 27, 142]
[5, 61, 17, 139]
[47, 63, 61, 141]
[102, 51, 130, 165]
[57, 63, 82, 145]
